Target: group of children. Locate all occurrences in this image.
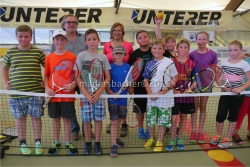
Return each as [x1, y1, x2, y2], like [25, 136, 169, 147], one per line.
[2, 23, 250, 157]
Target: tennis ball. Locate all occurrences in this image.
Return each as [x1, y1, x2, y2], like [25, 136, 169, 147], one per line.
[157, 12, 164, 19]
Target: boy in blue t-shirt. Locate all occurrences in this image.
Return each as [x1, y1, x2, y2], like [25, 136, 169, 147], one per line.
[106, 45, 130, 157]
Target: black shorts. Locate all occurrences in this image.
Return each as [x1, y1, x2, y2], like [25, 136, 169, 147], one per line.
[108, 104, 127, 120]
[172, 102, 195, 115]
[48, 102, 76, 119]
[216, 95, 245, 123]
[133, 98, 147, 113]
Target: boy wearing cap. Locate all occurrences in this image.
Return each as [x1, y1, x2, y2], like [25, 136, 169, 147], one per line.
[44, 29, 78, 155]
[106, 45, 130, 156]
[76, 29, 111, 155]
[2, 25, 45, 155]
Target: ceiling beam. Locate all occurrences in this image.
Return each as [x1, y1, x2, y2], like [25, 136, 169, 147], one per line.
[115, 0, 122, 14]
[224, 0, 244, 11]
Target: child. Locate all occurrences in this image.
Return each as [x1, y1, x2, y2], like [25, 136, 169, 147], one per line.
[232, 56, 250, 144]
[106, 45, 130, 157]
[76, 28, 111, 155]
[166, 38, 198, 151]
[143, 39, 178, 152]
[44, 29, 78, 155]
[1, 25, 45, 155]
[155, 17, 179, 137]
[210, 40, 250, 148]
[189, 31, 218, 144]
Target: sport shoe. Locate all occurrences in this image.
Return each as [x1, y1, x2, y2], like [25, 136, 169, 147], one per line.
[176, 138, 185, 150]
[232, 133, 244, 145]
[164, 127, 171, 136]
[189, 132, 197, 144]
[106, 123, 111, 133]
[210, 135, 221, 145]
[65, 143, 78, 155]
[247, 134, 250, 140]
[138, 128, 146, 139]
[153, 141, 163, 152]
[120, 124, 128, 137]
[218, 138, 233, 148]
[145, 129, 150, 139]
[35, 141, 43, 155]
[144, 138, 155, 149]
[94, 143, 103, 155]
[166, 139, 176, 151]
[83, 143, 92, 155]
[20, 143, 32, 155]
[116, 138, 125, 147]
[110, 144, 118, 157]
[197, 133, 205, 144]
[48, 142, 61, 155]
[71, 134, 79, 141]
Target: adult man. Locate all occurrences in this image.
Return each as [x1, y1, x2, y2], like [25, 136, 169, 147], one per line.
[51, 14, 94, 141]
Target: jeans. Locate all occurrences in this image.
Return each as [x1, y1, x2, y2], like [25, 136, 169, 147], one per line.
[71, 114, 80, 135]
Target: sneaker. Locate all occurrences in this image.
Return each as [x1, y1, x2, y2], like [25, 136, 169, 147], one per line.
[35, 141, 43, 155]
[116, 138, 125, 147]
[65, 143, 78, 155]
[83, 143, 92, 155]
[218, 138, 233, 148]
[138, 128, 146, 139]
[166, 139, 176, 151]
[20, 143, 32, 155]
[197, 133, 205, 144]
[232, 133, 244, 145]
[120, 124, 128, 137]
[210, 135, 221, 145]
[176, 138, 185, 150]
[48, 142, 61, 155]
[189, 132, 197, 144]
[106, 123, 111, 133]
[94, 143, 103, 155]
[153, 141, 163, 152]
[71, 134, 79, 141]
[164, 127, 171, 136]
[144, 138, 155, 149]
[247, 134, 250, 140]
[110, 145, 118, 157]
[145, 129, 150, 139]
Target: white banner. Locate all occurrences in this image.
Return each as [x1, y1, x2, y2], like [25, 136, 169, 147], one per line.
[183, 30, 215, 43]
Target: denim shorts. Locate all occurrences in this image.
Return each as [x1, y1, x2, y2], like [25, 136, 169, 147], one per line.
[108, 104, 127, 120]
[81, 100, 106, 122]
[10, 96, 45, 119]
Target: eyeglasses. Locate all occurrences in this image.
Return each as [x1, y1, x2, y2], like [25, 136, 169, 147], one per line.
[65, 21, 77, 25]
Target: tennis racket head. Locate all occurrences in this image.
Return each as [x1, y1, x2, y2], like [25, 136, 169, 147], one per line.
[125, 98, 142, 128]
[161, 62, 175, 90]
[194, 66, 215, 92]
[1, 126, 18, 144]
[127, 58, 144, 82]
[52, 59, 79, 90]
[173, 61, 191, 92]
[88, 58, 104, 93]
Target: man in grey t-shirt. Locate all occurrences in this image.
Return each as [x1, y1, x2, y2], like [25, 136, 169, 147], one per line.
[51, 14, 93, 141]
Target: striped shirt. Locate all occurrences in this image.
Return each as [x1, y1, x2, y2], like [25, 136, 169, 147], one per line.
[3, 46, 45, 97]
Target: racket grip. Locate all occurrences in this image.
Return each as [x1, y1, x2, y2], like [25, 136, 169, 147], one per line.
[43, 97, 52, 108]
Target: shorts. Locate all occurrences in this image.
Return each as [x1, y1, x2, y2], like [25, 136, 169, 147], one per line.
[10, 96, 45, 119]
[48, 102, 76, 119]
[146, 106, 172, 128]
[216, 95, 245, 123]
[172, 103, 195, 115]
[108, 104, 127, 120]
[133, 98, 147, 113]
[81, 100, 106, 122]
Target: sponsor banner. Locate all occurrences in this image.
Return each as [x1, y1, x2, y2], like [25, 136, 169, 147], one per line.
[183, 30, 215, 43]
[0, 6, 239, 30]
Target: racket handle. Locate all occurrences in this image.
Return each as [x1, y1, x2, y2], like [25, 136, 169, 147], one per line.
[43, 97, 52, 108]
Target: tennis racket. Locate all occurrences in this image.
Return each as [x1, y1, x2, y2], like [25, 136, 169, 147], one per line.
[160, 62, 176, 91]
[125, 98, 143, 128]
[43, 59, 79, 107]
[117, 58, 144, 94]
[1, 126, 18, 144]
[88, 58, 104, 94]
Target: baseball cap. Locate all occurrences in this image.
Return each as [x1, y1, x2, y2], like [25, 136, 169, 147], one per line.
[112, 45, 126, 54]
[52, 29, 67, 38]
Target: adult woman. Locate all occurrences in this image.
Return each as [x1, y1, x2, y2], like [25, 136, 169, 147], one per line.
[104, 22, 133, 137]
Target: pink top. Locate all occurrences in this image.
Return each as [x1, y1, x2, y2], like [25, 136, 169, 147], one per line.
[103, 41, 133, 63]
